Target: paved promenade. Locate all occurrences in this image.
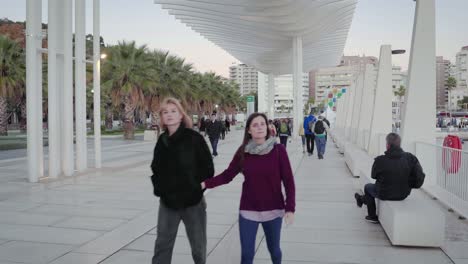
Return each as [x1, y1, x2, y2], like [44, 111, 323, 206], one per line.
[0, 129, 466, 263]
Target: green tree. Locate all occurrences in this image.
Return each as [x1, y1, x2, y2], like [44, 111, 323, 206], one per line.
[0, 35, 25, 135]
[101, 41, 152, 139]
[447, 76, 457, 112]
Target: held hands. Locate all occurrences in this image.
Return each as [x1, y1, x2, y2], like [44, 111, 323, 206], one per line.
[284, 212, 294, 226]
[201, 182, 206, 190]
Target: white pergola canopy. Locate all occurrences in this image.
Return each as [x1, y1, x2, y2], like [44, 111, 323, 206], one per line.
[155, 0, 358, 74]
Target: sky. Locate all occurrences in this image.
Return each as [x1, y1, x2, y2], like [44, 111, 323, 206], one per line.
[1, 0, 467, 77]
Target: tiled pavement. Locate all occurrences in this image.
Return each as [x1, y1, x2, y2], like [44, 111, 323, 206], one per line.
[0, 129, 466, 263]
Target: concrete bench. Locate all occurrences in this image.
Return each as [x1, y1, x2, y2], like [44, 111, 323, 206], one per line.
[359, 171, 445, 247]
[344, 142, 372, 177]
[378, 191, 445, 247]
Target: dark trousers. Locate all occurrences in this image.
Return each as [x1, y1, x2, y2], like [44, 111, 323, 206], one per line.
[305, 134, 315, 154]
[209, 137, 219, 155]
[221, 130, 226, 140]
[239, 215, 282, 264]
[279, 136, 288, 147]
[152, 198, 207, 264]
[363, 183, 378, 218]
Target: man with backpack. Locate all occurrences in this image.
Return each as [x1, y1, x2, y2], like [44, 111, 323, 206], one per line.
[320, 111, 331, 141]
[303, 112, 317, 156]
[278, 118, 291, 147]
[310, 115, 330, 159]
[354, 133, 425, 223]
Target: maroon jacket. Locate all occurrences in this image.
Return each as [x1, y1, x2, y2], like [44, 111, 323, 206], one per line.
[204, 144, 296, 212]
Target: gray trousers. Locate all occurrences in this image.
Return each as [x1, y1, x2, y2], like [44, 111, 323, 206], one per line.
[152, 198, 207, 264]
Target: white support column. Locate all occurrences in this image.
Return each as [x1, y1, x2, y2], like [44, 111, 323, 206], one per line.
[339, 89, 350, 136]
[93, 0, 102, 168]
[26, 0, 43, 182]
[344, 80, 356, 140]
[268, 73, 275, 119]
[257, 72, 267, 113]
[62, 0, 74, 176]
[75, 0, 87, 171]
[401, 0, 436, 152]
[368, 45, 393, 156]
[47, 0, 60, 178]
[400, 0, 436, 186]
[292, 36, 304, 138]
[350, 64, 365, 144]
[36, 1, 44, 178]
[357, 64, 377, 150]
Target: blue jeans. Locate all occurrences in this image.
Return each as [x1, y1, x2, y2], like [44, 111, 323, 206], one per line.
[314, 136, 327, 156]
[364, 183, 378, 217]
[209, 137, 219, 156]
[239, 215, 282, 264]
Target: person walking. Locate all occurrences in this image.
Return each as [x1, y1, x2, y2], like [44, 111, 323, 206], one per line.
[201, 113, 296, 264]
[268, 119, 277, 138]
[303, 112, 317, 156]
[298, 120, 306, 153]
[206, 113, 223, 156]
[220, 118, 226, 140]
[310, 115, 330, 159]
[278, 119, 291, 147]
[225, 118, 231, 133]
[150, 97, 214, 264]
[199, 116, 207, 137]
[319, 111, 331, 141]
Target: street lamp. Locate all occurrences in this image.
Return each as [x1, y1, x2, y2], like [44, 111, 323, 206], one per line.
[100, 53, 107, 59]
[392, 49, 406, 55]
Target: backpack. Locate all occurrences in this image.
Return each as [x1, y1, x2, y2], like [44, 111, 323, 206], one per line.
[314, 120, 325, 134]
[280, 123, 288, 134]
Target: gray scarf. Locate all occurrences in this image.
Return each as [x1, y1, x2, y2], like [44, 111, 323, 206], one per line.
[244, 137, 277, 155]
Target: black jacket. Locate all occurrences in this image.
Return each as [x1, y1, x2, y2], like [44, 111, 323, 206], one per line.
[206, 120, 223, 139]
[150, 125, 214, 209]
[371, 147, 425, 200]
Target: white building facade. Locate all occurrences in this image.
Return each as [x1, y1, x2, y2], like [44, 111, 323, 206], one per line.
[229, 63, 259, 96]
[455, 46, 468, 90]
[315, 66, 355, 104]
[257, 73, 309, 117]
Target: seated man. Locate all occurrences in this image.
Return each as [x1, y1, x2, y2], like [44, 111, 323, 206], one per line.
[354, 133, 425, 223]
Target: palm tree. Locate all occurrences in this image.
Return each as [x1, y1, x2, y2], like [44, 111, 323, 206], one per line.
[0, 35, 25, 135]
[447, 76, 457, 113]
[393, 85, 406, 102]
[145, 50, 194, 128]
[101, 41, 152, 139]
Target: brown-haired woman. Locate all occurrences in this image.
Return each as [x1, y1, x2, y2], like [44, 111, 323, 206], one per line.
[150, 97, 214, 264]
[201, 112, 296, 264]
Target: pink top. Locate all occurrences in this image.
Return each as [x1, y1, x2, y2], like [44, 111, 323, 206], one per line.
[240, 209, 285, 222]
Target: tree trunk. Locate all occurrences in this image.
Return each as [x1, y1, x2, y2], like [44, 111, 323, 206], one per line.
[105, 106, 113, 130]
[19, 100, 27, 133]
[0, 97, 9, 136]
[123, 96, 136, 140]
[150, 110, 160, 138]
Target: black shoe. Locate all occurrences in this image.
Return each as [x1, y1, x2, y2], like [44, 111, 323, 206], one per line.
[354, 193, 363, 208]
[365, 215, 379, 224]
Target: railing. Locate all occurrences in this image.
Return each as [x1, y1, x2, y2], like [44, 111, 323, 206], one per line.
[416, 142, 468, 218]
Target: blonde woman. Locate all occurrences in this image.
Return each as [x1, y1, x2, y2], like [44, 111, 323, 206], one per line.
[150, 98, 214, 264]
